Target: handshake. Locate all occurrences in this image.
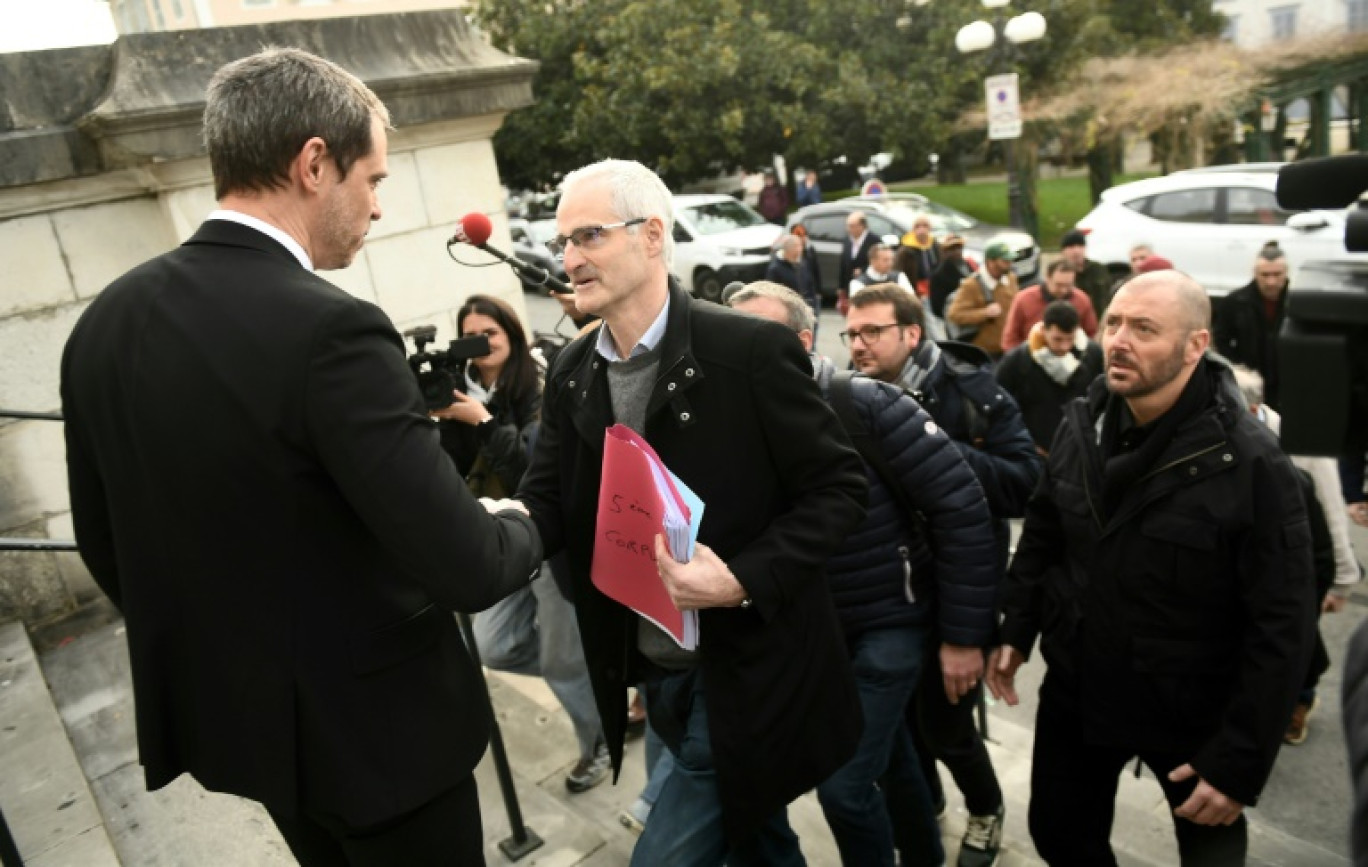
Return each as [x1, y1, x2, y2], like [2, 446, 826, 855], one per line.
[481, 497, 528, 517]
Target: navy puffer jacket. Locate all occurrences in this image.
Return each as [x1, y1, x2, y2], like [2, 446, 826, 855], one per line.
[816, 359, 999, 647]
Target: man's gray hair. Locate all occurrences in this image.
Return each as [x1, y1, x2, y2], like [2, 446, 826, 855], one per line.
[203, 47, 390, 201]
[728, 281, 816, 334]
[561, 159, 675, 268]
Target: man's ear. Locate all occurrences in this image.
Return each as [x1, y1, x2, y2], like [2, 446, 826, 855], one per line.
[1187, 328, 1211, 364]
[294, 136, 331, 193]
[642, 216, 666, 256]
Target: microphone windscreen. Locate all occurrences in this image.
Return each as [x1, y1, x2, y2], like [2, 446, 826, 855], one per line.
[1276, 156, 1368, 210]
[460, 212, 494, 246]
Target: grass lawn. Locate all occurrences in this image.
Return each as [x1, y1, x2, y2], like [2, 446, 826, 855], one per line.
[824, 172, 1155, 250]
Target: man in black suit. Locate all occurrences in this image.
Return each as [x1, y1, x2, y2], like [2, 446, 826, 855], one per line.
[838, 211, 877, 303]
[61, 48, 542, 866]
[517, 159, 868, 865]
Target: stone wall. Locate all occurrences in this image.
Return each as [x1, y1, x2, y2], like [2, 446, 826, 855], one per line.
[0, 10, 537, 624]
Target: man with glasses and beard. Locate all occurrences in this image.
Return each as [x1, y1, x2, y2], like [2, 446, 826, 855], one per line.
[844, 286, 1039, 867]
[987, 270, 1317, 866]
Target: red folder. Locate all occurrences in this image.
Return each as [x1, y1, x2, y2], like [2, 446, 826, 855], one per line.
[591, 425, 699, 649]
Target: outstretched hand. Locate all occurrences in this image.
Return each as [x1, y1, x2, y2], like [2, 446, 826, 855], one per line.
[985, 645, 1025, 707]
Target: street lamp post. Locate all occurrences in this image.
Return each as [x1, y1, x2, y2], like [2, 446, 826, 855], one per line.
[955, 0, 1046, 238]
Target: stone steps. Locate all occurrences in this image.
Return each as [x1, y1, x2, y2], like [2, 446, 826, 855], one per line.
[0, 619, 117, 866]
[1, 612, 1355, 866]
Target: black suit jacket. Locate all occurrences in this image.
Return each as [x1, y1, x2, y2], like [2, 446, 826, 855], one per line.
[518, 281, 868, 839]
[61, 220, 542, 826]
[839, 233, 878, 291]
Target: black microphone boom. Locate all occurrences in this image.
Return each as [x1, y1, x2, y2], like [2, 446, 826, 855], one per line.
[1276, 155, 1368, 210]
[478, 242, 573, 295]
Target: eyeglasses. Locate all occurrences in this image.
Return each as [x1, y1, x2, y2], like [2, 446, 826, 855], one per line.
[840, 323, 903, 347]
[546, 218, 646, 259]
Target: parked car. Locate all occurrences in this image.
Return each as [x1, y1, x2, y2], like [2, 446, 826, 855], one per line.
[509, 218, 567, 293]
[787, 194, 1041, 299]
[1075, 164, 1368, 297]
[672, 194, 784, 302]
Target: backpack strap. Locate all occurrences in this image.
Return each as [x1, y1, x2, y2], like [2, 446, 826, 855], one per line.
[829, 371, 927, 542]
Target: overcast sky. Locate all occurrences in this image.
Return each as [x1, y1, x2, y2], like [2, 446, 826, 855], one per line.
[0, 0, 117, 54]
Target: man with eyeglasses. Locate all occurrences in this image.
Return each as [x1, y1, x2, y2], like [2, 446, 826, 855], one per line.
[517, 159, 869, 866]
[844, 286, 1039, 867]
[731, 281, 997, 867]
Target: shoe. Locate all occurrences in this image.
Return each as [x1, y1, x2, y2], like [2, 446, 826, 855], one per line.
[957, 804, 1004, 867]
[566, 741, 611, 793]
[1285, 696, 1318, 745]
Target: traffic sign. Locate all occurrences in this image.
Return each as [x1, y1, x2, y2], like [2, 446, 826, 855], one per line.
[861, 178, 887, 197]
[986, 73, 1022, 141]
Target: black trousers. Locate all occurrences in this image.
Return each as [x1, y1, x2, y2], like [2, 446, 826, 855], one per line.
[268, 775, 484, 867]
[912, 669, 1003, 816]
[1029, 675, 1247, 867]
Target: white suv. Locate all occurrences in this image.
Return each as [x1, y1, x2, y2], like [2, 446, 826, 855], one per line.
[671, 194, 784, 302]
[1076, 165, 1368, 296]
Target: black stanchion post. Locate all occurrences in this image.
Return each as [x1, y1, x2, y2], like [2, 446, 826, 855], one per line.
[0, 805, 23, 867]
[455, 612, 543, 861]
[976, 685, 990, 742]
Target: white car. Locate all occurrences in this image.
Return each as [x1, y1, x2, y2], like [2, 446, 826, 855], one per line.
[671, 194, 784, 302]
[1076, 165, 1368, 296]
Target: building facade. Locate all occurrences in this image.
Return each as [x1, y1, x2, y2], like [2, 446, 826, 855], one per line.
[108, 0, 467, 33]
[1215, 0, 1367, 48]
[0, 9, 535, 624]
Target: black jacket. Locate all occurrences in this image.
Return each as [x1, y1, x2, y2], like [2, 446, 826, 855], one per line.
[930, 258, 972, 319]
[839, 233, 878, 292]
[995, 339, 1105, 452]
[1000, 359, 1317, 806]
[765, 256, 818, 306]
[903, 340, 1041, 520]
[438, 374, 541, 495]
[61, 220, 542, 826]
[816, 360, 998, 646]
[1212, 280, 1287, 409]
[1342, 619, 1368, 865]
[518, 281, 868, 839]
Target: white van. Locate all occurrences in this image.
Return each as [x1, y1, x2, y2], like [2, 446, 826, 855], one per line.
[671, 194, 784, 302]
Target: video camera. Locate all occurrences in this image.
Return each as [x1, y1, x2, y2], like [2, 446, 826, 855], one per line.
[1274, 156, 1368, 457]
[402, 325, 491, 411]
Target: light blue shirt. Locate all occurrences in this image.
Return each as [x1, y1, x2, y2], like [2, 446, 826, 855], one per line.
[596, 293, 671, 362]
[208, 209, 314, 272]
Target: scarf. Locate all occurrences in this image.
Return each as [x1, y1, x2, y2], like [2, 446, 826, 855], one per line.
[1097, 361, 1213, 521]
[897, 337, 942, 396]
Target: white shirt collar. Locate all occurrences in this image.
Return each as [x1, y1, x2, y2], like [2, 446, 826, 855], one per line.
[850, 231, 868, 249]
[208, 209, 314, 272]
[596, 293, 671, 362]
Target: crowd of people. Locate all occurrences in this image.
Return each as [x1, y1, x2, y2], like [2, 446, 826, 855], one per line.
[58, 45, 1367, 867]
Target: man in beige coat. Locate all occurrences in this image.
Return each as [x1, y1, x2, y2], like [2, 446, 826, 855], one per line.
[947, 241, 1019, 360]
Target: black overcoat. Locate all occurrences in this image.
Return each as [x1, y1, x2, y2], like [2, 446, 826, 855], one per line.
[518, 281, 868, 839]
[61, 220, 541, 826]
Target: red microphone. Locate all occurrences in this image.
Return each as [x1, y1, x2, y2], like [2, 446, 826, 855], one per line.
[447, 211, 572, 295]
[449, 212, 494, 247]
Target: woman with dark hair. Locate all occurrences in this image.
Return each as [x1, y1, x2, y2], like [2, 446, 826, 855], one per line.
[432, 294, 541, 496]
[431, 294, 611, 793]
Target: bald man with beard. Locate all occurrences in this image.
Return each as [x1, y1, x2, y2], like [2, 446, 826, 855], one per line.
[987, 271, 1318, 866]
